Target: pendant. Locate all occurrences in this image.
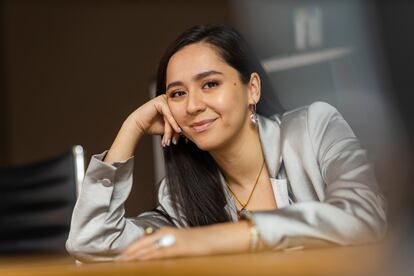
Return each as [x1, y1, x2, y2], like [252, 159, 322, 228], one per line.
[237, 208, 250, 219]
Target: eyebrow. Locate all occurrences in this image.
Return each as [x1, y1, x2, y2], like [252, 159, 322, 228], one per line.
[166, 70, 223, 91]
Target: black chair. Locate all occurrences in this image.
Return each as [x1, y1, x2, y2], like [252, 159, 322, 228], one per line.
[0, 145, 85, 254]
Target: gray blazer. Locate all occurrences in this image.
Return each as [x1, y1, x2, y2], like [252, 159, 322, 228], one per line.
[66, 102, 387, 262]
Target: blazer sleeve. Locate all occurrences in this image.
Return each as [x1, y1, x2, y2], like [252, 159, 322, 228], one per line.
[65, 152, 177, 262]
[250, 102, 387, 250]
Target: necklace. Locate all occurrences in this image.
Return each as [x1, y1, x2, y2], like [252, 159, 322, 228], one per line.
[225, 158, 265, 218]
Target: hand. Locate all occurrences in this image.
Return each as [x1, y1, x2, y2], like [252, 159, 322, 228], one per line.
[117, 221, 253, 262]
[128, 94, 182, 147]
[117, 227, 212, 262]
[104, 94, 182, 163]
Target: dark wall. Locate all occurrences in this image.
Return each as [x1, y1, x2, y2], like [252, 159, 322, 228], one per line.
[376, 1, 414, 139]
[1, 0, 230, 215]
[375, 0, 414, 216]
[0, 1, 8, 165]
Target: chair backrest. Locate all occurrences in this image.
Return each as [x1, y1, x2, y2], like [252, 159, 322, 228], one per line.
[0, 145, 85, 254]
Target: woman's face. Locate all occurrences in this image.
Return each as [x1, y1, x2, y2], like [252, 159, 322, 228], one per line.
[165, 42, 259, 151]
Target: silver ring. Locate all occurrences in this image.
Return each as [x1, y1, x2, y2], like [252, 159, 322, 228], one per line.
[154, 234, 176, 249]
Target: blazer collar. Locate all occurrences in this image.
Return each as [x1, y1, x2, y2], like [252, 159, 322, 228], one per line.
[257, 113, 282, 179]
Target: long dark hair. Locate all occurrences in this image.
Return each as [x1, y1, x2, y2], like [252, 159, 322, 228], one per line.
[155, 25, 283, 227]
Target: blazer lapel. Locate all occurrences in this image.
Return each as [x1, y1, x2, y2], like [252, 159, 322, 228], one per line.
[220, 114, 283, 220]
[257, 114, 282, 179]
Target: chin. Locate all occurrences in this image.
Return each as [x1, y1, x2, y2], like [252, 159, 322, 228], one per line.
[193, 141, 215, 151]
[192, 136, 227, 152]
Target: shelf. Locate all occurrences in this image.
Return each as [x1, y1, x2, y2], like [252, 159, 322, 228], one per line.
[261, 47, 353, 73]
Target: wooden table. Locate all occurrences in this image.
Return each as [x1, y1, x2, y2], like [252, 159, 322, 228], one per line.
[0, 243, 391, 276]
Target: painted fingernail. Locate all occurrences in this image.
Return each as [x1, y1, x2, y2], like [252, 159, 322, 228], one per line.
[167, 138, 171, 146]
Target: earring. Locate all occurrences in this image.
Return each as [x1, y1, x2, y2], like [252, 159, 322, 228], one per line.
[250, 102, 258, 124]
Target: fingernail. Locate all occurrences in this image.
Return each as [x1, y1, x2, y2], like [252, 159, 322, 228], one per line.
[177, 127, 182, 132]
[167, 138, 171, 146]
[172, 137, 177, 145]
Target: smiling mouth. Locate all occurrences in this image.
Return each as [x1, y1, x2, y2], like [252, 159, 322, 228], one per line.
[191, 119, 217, 133]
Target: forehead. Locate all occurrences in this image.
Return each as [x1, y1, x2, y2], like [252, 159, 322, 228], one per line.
[166, 43, 230, 83]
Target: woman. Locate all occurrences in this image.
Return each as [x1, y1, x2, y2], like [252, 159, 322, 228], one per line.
[66, 25, 387, 262]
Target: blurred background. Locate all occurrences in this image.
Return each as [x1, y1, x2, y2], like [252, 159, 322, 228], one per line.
[0, 0, 413, 268]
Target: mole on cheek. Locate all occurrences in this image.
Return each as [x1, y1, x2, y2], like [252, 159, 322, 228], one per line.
[233, 82, 237, 86]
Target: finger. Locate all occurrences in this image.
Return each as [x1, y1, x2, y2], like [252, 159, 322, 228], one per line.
[122, 233, 160, 256]
[172, 132, 181, 145]
[123, 242, 164, 262]
[118, 243, 158, 262]
[161, 118, 168, 147]
[119, 230, 172, 262]
[161, 105, 181, 133]
[138, 247, 171, 261]
[154, 97, 181, 134]
[162, 116, 173, 147]
[161, 119, 167, 147]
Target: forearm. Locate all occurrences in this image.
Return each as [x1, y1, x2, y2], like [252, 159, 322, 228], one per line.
[67, 152, 144, 258]
[104, 117, 143, 164]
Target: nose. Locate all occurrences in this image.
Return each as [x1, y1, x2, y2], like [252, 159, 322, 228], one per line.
[186, 90, 206, 115]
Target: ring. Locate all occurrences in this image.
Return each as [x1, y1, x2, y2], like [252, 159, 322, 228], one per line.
[154, 234, 176, 249]
[144, 226, 154, 236]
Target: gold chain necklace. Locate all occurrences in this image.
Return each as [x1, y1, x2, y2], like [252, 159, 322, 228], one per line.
[225, 158, 265, 218]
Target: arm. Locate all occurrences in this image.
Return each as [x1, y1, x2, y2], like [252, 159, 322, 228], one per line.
[75, 151, 255, 262]
[250, 102, 387, 250]
[66, 95, 182, 262]
[118, 102, 386, 261]
[65, 151, 176, 262]
[118, 219, 255, 261]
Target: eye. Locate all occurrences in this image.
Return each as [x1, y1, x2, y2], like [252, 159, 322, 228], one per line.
[202, 80, 219, 89]
[170, 90, 186, 98]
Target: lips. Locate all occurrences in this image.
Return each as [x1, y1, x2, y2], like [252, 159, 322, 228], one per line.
[191, 118, 217, 132]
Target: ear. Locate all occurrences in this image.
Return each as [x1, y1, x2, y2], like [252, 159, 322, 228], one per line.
[247, 72, 261, 105]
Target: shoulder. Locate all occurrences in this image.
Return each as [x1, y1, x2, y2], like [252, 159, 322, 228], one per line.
[281, 101, 339, 122]
[280, 101, 340, 134]
[282, 102, 358, 160]
[279, 102, 354, 155]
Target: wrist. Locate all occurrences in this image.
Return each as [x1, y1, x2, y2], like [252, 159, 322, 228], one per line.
[239, 211, 267, 252]
[123, 116, 144, 139]
[104, 118, 143, 164]
[200, 221, 251, 255]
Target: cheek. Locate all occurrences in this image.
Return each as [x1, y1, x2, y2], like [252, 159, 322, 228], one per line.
[168, 103, 186, 123]
[214, 86, 247, 115]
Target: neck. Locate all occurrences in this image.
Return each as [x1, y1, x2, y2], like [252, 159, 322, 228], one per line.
[209, 120, 265, 189]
